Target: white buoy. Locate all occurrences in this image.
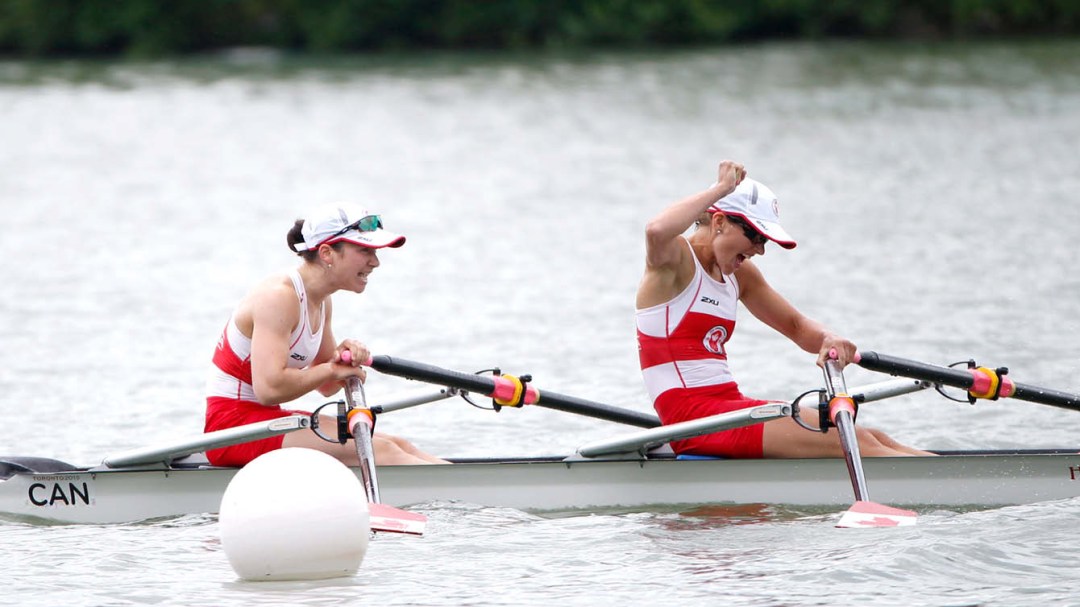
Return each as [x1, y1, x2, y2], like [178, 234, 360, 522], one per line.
[219, 447, 370, 581]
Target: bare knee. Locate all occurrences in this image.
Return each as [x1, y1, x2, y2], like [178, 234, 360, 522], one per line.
[371, 435, 418, 465]
[387, 434, 412, 448]
[856, 427, 900, 456]
[377, 432, 420, 452]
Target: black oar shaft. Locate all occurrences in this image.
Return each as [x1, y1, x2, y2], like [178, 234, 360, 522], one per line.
[857, 352, 972, 387]
[1011, 384, 1080, 410]
[368, 355, 661, 428]
[370, 355, 501, 394]
[858, 351, 1080, 411]
[532, 388, 660, 428]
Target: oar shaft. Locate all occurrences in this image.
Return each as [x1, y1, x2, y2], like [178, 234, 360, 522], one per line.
[858, 351, 1080, 411]
[369, 355, 501, 394]
[824, 359, 871, 502]
[824, 355, 918, 527]
[833, 409, 870, 501]
[532, 388, 661, 428]
[1011, 384, 1080, 410]
[368, 355, 660, 428]
[857, 351, 972, 387]
[345, 376, 381, 504]
[352, 421, 380, 503]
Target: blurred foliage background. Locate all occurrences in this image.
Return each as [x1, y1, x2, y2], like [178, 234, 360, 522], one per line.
[0, 0, 1077, 57]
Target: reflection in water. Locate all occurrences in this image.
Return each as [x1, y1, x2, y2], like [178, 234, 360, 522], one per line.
[676, 502, 802, 527]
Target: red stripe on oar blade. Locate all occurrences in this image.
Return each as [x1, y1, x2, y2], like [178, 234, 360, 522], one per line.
[836, 501, 917, 528]
[369, 503, 427, 536]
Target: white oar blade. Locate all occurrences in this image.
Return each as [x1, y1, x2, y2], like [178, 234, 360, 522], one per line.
[369, 503, 427, 536]
[836, 500, 917, 528]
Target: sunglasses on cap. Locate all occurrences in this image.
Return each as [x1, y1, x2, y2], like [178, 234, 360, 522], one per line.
[727, 216, 768, 247]
[328, 214, 384, 239]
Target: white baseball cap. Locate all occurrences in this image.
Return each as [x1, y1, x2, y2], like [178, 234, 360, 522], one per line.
[709, 178, 796, 249]
[295, 205, 405, 251]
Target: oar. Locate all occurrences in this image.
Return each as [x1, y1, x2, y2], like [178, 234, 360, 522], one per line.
[857, 351, 1080, 412]
[342, 352, 427, 535]
[823, 353, 917, 528]
[363, 354, 661, 428]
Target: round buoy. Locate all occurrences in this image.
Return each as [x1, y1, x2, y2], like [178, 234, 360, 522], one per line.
[219, 447, 370, 581]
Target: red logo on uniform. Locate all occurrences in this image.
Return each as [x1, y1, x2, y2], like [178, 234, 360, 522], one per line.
[703, 326, 728, 355]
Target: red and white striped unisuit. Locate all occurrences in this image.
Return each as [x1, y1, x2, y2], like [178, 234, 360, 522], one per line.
[636, 248, 739, 403]
[206, 269, 325, 402]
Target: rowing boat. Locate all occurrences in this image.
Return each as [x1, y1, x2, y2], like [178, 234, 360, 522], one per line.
[3, 353, 1078, 525]
[4, 444, 1080, 525]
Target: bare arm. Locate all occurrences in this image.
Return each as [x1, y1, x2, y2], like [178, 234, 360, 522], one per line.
[637, 160, 745, 308]
[247, 283, 361, 405]
[309, 299, 371, 397]
[736, 260, 857, 367]
[643, 161, 745, 270]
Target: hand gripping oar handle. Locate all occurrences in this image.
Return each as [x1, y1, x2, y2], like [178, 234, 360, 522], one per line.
[857, 351, 1080, 412]
[363, 354, 661, 428]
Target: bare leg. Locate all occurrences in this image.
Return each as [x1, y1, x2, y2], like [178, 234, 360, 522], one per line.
[281, 415, 448, 465]
[373, 433, 450, 465]
[762, 416, 934, 458]
[282, 425, 361, 466]
[867, 428, 935, 456]
[375, 429, 451, 462]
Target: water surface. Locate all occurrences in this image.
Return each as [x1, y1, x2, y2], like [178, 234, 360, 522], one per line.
[1, 40, 1079, 606]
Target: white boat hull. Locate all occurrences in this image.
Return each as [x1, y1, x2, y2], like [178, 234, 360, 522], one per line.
[3, 451, 1079, 524]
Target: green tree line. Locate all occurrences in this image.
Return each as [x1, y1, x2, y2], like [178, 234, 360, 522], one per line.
[1, 0, 1078, 57]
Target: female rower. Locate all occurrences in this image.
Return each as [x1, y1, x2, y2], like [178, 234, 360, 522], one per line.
[205, 205, 447, 466]
[636, 161, 931, 458]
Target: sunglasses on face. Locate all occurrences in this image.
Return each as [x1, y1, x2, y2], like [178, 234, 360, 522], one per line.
[329, 214, 383, 239]
[729, 216, 768, 247]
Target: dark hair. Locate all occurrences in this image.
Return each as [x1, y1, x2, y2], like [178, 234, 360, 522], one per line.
[286, 219, 314, 260]
[286, 219, 344, 261]
[724, 214, 749, 229]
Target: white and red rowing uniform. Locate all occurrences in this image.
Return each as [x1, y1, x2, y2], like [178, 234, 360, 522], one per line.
[204, 269, 325, 466]
[635, 240, 768, 458]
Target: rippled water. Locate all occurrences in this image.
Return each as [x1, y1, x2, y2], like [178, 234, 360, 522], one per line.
[5, 502, 1080, 606]
[2, 40, 1079, 606]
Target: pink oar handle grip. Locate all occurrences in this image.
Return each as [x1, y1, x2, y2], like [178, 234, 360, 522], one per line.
[339, 350, 369, 364]
[340, 350, 375, 366]
[827, 348, 863, 364]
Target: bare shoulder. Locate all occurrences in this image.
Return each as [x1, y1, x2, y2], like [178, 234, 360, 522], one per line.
[637, 237, 696, 309]
[733, 259, 767, 298]
[236, 273, 300, 333]
[245, 273, 296, 306]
